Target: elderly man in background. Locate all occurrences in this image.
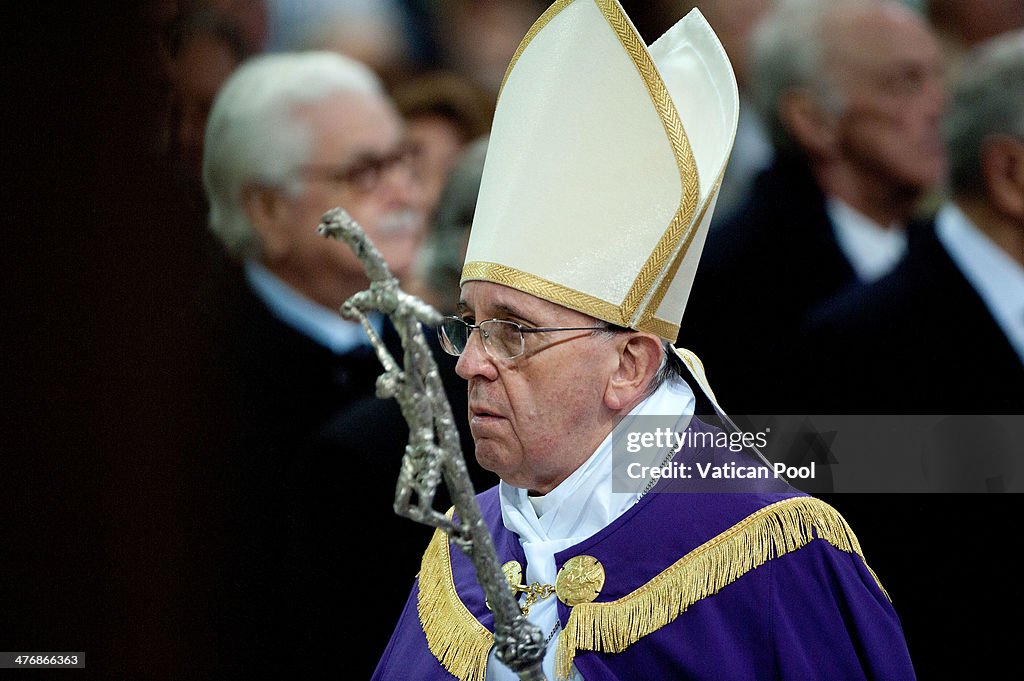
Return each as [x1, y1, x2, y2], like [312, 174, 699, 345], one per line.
[198, 51, 427, 678]
[801, 30, 1024, 412]
[793, 31, 1024, 679]
[373, 1, 915, 679]
[680, 0, 946, 412]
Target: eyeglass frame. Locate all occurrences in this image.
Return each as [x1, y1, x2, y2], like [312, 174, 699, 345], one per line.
[438, 316, 611, 360]
[295, 144, 417, 195]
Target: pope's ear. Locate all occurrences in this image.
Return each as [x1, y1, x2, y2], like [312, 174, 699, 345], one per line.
[241, 183, 293, 261]
[605, 332, 664, 411]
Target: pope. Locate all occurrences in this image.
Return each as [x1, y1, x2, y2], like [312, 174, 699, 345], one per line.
[372, 1, 916, 679]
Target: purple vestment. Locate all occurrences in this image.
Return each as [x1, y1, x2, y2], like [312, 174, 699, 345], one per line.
[373, 418, 915, 680]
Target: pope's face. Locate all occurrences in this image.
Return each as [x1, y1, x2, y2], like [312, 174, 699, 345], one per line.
[455, 282, 620, 494]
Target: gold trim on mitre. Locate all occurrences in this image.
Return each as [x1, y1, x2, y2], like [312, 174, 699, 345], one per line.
[554, 497, 889, 680]
[461, 0, 712, 341]
[499, 0, 575, 96]
[417, 508, 492, 681]
[638, 171, 725, 332]
[590, 0, 701, 330]
[462, 261, 682, 338]
[461, 262, 625, 326]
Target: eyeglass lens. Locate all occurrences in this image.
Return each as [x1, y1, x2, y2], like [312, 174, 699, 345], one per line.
[440, 318, 523, 359]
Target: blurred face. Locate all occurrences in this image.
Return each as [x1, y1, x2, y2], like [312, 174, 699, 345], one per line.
[172, 34, 239, 181]
[407, 114, 466, 215]
[826, 5, 947, 195]
[277, 92, 426, 292]
[455, 282, 620, 493]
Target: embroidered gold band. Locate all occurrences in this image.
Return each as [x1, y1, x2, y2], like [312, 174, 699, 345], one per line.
[593, 0, 700, 325]
[499, 0, 574, 96]
[674, 346, 719, 405]
[480, 0, 704, 341]
[555, 496, 887, 679]
[461, 261, 680, 339]
[461, 261, 624, 324]
[638, 172, 725, 331]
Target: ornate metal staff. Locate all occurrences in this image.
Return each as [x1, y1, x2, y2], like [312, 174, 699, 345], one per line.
[318, 208, 547, 681]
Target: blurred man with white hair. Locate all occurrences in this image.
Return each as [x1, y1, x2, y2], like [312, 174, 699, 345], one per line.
[680, 0, 946, 412]
[802, 30, 1024, 410]
[199, 50, 427, 678]
[796, 30, 1024, 679]
[204, 51, 425, 316]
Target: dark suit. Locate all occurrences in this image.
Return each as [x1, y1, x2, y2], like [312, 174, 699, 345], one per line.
[799, 221, 1024, 412]
[187, 266, 489, 679]
[289, 334, 496, 679]
[795, 222, 1023, 679]
[678, 155, 856, 413]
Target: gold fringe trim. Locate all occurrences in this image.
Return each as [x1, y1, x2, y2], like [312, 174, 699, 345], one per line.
[555, 497, 885, 679]
[417, 510, 493, 681]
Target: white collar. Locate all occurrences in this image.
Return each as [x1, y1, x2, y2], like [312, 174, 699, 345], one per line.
[936, 203, 1024, 365]
[499, 376, 696, 548]
[244, 260, 381, 355]
[488, 376, 695, 681]
[826, 196, 908, 282]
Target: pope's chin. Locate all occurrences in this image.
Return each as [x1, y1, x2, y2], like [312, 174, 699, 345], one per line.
[471, 436, 519, 484]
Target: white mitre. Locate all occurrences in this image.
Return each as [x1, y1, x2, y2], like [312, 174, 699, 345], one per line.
[461, 0, 738, 341]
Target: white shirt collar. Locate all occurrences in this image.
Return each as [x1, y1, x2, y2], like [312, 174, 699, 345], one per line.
[826, 196, 908, 282]
[244, 260, 381, 355]
[487, 376, 696, 681]
[935, 203, 1024, 365]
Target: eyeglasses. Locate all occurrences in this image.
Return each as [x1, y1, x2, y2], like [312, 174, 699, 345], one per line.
[438, 316, 608, 360]
[297, 146, 415, 194]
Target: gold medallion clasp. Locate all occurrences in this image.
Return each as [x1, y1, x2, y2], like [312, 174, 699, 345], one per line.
[555, 555, 605, 606]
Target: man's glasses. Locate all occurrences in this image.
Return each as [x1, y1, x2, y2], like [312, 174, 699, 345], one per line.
[297, 146, 416, 194]
[438, 316, 608, 360]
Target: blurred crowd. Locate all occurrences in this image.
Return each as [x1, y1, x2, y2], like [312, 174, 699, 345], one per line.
[6, 0, 1021, 679]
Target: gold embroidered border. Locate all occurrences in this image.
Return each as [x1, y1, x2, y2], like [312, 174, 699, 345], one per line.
[462, 261, 626, 326]
[594, 0, 701, 325]
[555, 496, 887, 679]
[673, 346, 719, 405]
[635, 316, 680, 341]
[491, 0, 703, 338]
[417, 509, 493, 681]
[638, 172, 725, 333]
[463, 262, 681, 340]
[498, 0, 575, 97]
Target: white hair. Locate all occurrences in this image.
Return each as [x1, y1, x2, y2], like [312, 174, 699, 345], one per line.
[945, 30, 1024, 199]
[202, 51, 383, 259]
[751, 0, 889, 154]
